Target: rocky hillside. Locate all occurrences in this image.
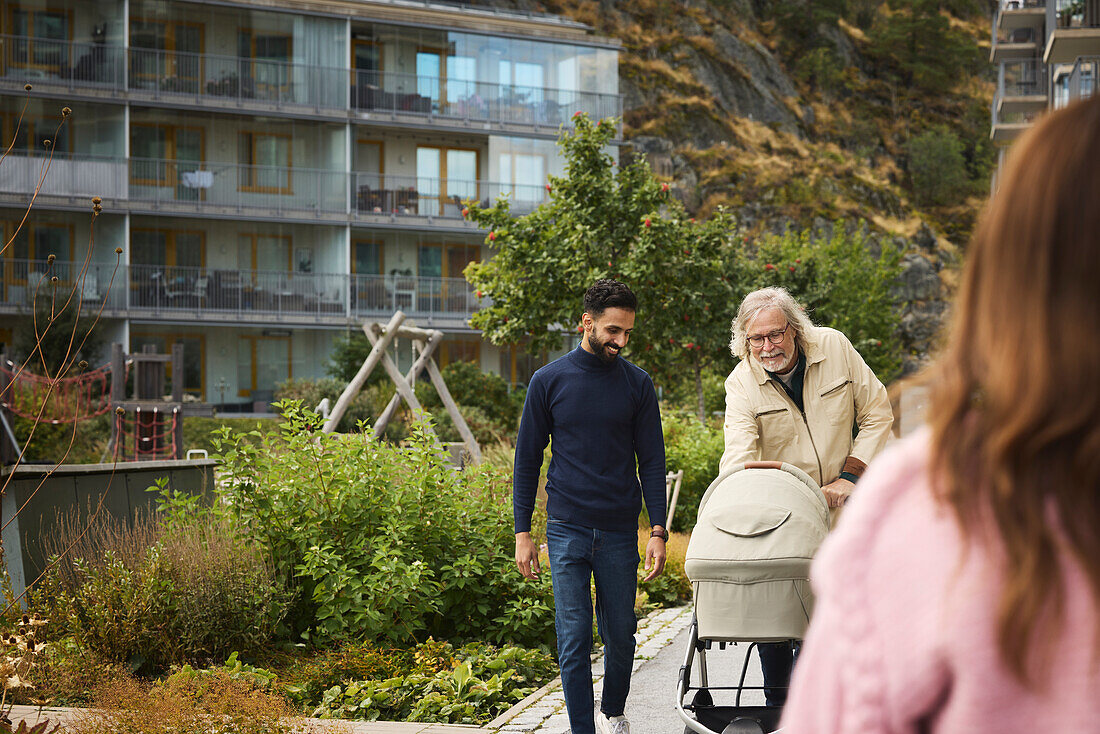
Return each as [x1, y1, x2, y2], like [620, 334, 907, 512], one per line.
[488, 0, 997, 373]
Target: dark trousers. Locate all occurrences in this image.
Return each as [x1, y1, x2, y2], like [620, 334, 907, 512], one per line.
[758, 640, 801, 707]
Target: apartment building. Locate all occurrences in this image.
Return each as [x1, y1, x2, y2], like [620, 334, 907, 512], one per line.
[0, 0, 619, 408]
[990, 0, 1099, 171]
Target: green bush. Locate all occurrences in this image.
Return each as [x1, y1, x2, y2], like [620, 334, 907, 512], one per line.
[312, 640, 556, 724]
[42, 506, 290, 673]
[213, 402, 555, 649]
[417, 362, 524, 436]
[275, 377, 384, 433]
[907, 126, 970, 206]
[662, 412, 724, 533]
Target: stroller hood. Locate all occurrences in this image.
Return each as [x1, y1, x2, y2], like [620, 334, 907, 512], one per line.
[685, 462, 830, 641]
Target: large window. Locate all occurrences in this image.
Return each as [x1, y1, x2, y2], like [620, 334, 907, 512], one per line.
[238, 233, 292, 272]
[131, 332, 205, 398]
[2, 221, 74, 287]
[130, 124, 203, 186]
[10, 9, 69, 71]
[238, 132, 291, 193]
[1, 111, 70, 155]
[416, 146, 478, 215]
[498, 152, 546, 203]
[131, 230, 205, 269]
[237, 334, 291, 399]
[239, 29, 292, 92]
[130, 19, 203, 90]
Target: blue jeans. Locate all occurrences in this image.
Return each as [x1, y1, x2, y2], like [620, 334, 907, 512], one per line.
[758, 640, 801, 707]
[546, 518, 639, 734]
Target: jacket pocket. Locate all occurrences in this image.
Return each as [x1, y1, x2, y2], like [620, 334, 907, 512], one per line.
[754, 406, 793, 453]
[818, 377, 854, 426]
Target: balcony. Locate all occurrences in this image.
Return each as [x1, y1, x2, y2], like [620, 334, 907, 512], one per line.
[351, 173, 548, 221]
[0, 153, 547, 225]
[991, 23, 1043, 63]
[0, 259, 481, 328]
[990, 97, 1043, 142]
[352, 71, 622, 136]
[1045, 0, 1100, 64]
[1063, 55, 1099, 103]
[0, 35, 622, 135]
[996, 58, 1049, 116]
[996, 1, 1047, 36]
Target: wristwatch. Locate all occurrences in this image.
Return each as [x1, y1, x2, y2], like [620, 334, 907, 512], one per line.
[650, 527, 668, 541]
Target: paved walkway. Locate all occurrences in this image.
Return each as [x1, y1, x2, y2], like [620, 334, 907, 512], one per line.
[490, 605, 695, 734]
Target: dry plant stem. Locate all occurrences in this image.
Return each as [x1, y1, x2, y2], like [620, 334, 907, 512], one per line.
[0, 92, 29, 170]
[2, 120, 63, 262]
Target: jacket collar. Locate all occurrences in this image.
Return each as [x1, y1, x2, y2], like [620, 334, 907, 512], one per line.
[749, 326, 826, 385]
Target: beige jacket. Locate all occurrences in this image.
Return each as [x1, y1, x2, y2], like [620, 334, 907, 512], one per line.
[721, 326, 893, 487]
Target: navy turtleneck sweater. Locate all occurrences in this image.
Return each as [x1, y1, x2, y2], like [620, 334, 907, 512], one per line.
[513, 346, 667, 534]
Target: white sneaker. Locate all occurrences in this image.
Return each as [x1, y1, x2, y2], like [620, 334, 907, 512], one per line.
[596, 713, 630, 734]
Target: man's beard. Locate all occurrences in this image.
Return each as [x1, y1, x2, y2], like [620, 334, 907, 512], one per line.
[589, 333, 622, 363]
[759, 347, 794, 373]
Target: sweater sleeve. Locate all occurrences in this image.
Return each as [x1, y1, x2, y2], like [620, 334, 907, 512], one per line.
[513, 374, 550, 534]
[633, 374, 667, 528]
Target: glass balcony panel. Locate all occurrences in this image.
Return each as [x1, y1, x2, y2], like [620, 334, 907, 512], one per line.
[0, 35, 125, 88]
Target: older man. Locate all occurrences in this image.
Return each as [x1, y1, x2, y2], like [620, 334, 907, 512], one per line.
[722, 286, 893, 706]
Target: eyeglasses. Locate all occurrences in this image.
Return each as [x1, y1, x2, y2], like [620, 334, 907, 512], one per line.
[747, 323, 790, 348]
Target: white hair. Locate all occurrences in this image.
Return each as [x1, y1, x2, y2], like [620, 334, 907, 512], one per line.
[729, 286, 815, 360]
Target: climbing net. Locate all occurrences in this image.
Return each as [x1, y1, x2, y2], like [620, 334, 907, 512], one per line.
[0, 360, 113, 424]
[114, 407, 180, 461]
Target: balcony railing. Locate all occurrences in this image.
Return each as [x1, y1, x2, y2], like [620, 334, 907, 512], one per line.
[352, 70, 621, 129]
[351, 172, 548, 218]
[0, 35, 622, 132]
[998, 58, 1049, 97]
[1050, 0, 1100, 28]
[1067, 56, 1099, 100]
[0, 259, 481, 323]
[0, 154, 550, 221]
[0, 35, 125, 88]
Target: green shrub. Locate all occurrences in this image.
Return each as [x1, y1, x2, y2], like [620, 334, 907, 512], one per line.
[417, 362, 523, 436]
[907, 126, 970, 206]
[312, 640, 556, 724]
[213, 402, 555, 649]
[636, 530, 693, 611]
[42, 508, 290, 674]
[662, 412, 724, 533]
[281, 642, 413, 709]
[275, 377, 383, 433]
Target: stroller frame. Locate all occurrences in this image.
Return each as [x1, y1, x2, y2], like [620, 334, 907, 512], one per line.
[675, 615, 789, 734]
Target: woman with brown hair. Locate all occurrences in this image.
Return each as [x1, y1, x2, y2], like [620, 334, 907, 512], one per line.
[779, 94, 1100, 732]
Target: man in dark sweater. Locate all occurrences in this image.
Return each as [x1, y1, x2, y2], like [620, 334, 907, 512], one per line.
[513, 279, 668, 734]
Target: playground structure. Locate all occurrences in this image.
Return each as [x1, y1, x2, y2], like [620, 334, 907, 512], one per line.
[0, 343, 212, 463]
[323, 311, 482, 465]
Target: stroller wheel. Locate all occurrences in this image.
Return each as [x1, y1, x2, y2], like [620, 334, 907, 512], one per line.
[720, 718, 766, 734]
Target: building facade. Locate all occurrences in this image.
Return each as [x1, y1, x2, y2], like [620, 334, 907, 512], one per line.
[990, 0, 1099, 172]
[0, 0, 619, 408]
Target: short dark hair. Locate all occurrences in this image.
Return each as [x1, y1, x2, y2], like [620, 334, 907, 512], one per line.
[583, 279, 637, 317]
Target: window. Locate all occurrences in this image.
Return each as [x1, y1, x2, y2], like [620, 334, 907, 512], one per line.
[1, 111, 71, 156]
[352, 40, 381, 87]
[499, 60, 545, 104]
[131, 332, 205, 398]
[130, 19, 203, 90]
[131, 230, 205, 269]
[353, 240, 383, 275]
[130, 124, 203, 186]
[498, 153, 546, 202]
[237, 334, 291, 399]
[416, 50, 441, 104]
[10, 9, 70, 71]
[2, 221, 74, 286]
[416, 146, 478, 216]
[238, 132, 291, 193]
[440, 339, 479, 367]
[239, 29, 292, 92]
[238, 233, 292, 273]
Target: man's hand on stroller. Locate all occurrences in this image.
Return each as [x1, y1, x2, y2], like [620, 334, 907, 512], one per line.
[822, 477, 854, 508]
[643, 534, 667, 581]
[515, 532, 541, 579]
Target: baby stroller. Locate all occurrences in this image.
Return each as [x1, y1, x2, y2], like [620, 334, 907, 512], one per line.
[675, 461, 830, 734]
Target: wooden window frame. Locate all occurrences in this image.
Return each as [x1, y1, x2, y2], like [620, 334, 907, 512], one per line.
[130, 228, 207, 268]
[238, 131, 292, 194]
[238, 27, 294, 93]
[1, 110, 74, 155]
[2, 221, 75, 285]
[237, 333, 293, 398]
[130, 331, 207, 399]
[416, 145, 480, 214]
[8, 7, 73, 73]
[129, 18, 205, 85]
[129, 123, 205, 187]
[351, 239, 384, 275]
[238, 232, 293, 274]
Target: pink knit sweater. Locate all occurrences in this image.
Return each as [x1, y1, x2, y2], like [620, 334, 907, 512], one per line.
[780, 429, 1100, 733]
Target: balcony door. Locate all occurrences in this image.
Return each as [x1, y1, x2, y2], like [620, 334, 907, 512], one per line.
[238, 131, 291, 194]
[498, 152, 546, 206]
[238, 334, 291, 401]
[352, 39, 381, 105]
[2, 222, 73, 295]
[239, 29, 292, 97]
[130, 124, 204, 200]
[130, 20, 203, 92]
[131, 230, 205, 307]
[418, 242, 477, 312]
[352, 240, 384, 310]
[11, 8, 70, 74]
[416, 146, 477, 216]
[354, 139, 383, 211]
